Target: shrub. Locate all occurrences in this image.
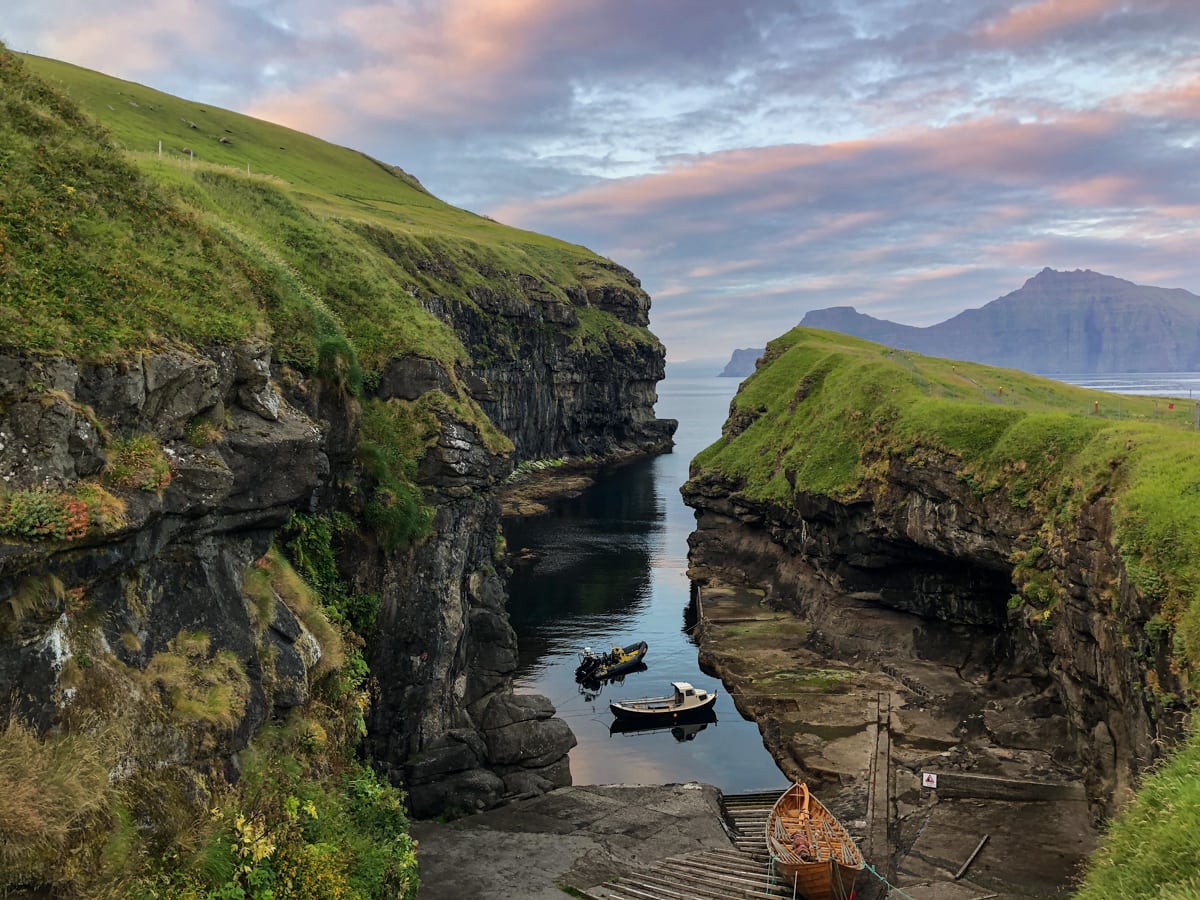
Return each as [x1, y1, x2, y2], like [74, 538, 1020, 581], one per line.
[75, 482, 128, 531]
[281, 513, 381, 641]
[364, 483, 432, 552]
[0, 489, 89, 541]
[184, 418, 223, 448]
[0, 720, 112, 888]
[358, 399, 435, 550]
[144, 631, 250, 732]
[251, 548, 344, 679]
[104, 435, 172, 491]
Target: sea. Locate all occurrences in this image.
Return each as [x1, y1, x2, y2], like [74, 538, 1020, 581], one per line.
[501, 369, 1199, 790]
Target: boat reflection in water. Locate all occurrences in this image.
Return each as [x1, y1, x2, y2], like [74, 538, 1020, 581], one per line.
[577, 661, 649, 701]
[609, 707, 718, 742]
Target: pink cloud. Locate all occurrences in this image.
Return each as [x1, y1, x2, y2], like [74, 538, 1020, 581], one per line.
[1053, 174, 1146, 207]
[976, 0, 1124, 46]
[1118, 77, 1200, 117]
[490, 112, 1129, 234]
[245, 0, 579, 134]
[35, 0, 226, 78]
[685, 259, 762, 279]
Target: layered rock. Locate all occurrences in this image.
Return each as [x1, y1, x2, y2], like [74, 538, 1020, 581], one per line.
[0, 345, 325, 748]
[0, 314, 669, 817]
[422, 265, 675, 461]
[683, 453, 1182, 819]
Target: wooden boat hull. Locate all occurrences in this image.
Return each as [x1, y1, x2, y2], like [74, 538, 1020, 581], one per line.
[766, 782, 864, 900]
[774, 857, 862, 900]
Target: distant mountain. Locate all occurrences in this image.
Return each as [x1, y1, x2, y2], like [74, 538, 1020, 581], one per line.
[800, 268, 1200, 373]
[719, 348, 765, 377]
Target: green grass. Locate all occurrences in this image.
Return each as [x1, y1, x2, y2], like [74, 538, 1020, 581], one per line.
[1075, 729, 1200, 898]
[689, 327, 1200, 898]
[691, 327, 1200, 672]
[0, 50, 267, 357]
[11, 49, 658, 377]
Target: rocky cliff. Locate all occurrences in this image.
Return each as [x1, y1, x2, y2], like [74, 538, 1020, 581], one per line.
[0, 45, 676, 849]
[683, 329, 1193, 820]
[802, 268, 1200, 373]
[0, 281, 673, 824]
[718, 348, 764, 378]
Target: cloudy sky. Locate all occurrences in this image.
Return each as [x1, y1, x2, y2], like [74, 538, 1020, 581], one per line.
[6, 1, 1200, 362]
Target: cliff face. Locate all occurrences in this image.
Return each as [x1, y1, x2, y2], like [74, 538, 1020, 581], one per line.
[684, 433, 1180, 820]
[0, 278, 673, 819]
[718, 348, 765, 379]
[0, 346, 324, 747]
[801, 268, 1200, 373]
[363, 265, 675, 816]
[0, 46, 676, 831]
[422, 264, 674, 462]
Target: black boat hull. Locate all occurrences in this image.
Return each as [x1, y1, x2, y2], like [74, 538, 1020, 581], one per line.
[575, 641, 648, 682]
[608, 691, 717, 725]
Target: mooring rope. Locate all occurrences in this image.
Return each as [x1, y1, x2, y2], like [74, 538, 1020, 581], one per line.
[862, 860, 918, 900]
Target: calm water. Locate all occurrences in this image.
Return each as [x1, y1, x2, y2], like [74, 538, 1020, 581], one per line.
[504, 376, 786, 791]
[502, 370, 1199, 790]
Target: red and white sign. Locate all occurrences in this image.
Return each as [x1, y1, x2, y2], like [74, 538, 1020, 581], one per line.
[922, 772, 938, 789]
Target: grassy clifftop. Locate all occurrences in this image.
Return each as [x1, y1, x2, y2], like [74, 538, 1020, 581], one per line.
[693, 326, 1200, 673]
[4, 49, 654, 372]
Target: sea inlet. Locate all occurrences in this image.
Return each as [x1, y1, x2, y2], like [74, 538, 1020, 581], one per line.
[503, 373, 786, 792]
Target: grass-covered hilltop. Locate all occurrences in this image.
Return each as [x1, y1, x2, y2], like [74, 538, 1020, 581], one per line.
[5, 49, 658, 372]
[0, 46, 671, 898]
[686, 325, 1200, 897]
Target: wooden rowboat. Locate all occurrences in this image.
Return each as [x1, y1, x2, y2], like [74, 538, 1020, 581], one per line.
[766, 782, 864, 900]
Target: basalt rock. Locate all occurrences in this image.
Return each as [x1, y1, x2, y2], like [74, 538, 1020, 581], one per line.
[0, 346, 323, 748]
[420, 262, 676, 461]
[683, 451, 1183, 820]
[2, 255, 673, 821]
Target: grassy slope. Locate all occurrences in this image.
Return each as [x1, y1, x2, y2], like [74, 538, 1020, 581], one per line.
[1076, 729, 1200, 898]
[8, 51, 656, 373]
[691, 326, 1200, 896]
[694, 326, 1200, 666]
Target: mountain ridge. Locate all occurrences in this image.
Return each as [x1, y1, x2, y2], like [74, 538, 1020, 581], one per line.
[800, 268, 1200, 373]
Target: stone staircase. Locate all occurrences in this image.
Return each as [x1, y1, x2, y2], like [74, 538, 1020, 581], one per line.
[578, 790, 795, 900]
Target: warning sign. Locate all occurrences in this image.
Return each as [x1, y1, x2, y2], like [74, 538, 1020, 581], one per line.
[922, 772, 938, 789]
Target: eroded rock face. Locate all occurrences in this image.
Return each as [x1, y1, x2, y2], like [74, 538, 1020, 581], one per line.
[421, 264, 676, 461]
[357, 483, 576, 817]
[683, 452, 1183, 819]
[0, 344, 602, 819]
[0, 345, 323, 747]
[2, 256, 674, 819]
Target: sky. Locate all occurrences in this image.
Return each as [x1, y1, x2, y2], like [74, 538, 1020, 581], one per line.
[5, 1, 1200, 363]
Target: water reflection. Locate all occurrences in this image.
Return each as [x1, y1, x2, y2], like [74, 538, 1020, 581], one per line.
[503, 376, 785, 792]
[609, 708, 718, 742]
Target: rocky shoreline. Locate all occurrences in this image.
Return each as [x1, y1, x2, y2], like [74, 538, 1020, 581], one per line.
[691, 574, 1097, 898]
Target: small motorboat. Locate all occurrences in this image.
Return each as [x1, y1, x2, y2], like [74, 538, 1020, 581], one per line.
[575, 641, 648, 683]
[766, 781, 864, 900]
[609, 681, 717, 724]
